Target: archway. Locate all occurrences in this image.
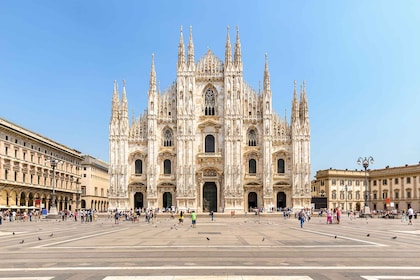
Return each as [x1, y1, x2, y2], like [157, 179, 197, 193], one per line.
[248, 192, 257, 211]
[134, 192, 144, 209]
[203, 182, 217, 212]
[277, 192, 286, 209]
[163, 192, 172, 209]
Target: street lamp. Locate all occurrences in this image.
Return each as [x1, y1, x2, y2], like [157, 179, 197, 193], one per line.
[357, 156, 374, 216]
[45, 158, 62, 216]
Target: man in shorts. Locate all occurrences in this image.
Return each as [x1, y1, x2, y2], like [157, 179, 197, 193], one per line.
[408, 206, 414, 225]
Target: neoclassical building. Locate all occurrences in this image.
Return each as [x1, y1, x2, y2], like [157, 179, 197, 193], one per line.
[109, 27, 311, 213]
[0, 117, 83, 213]
[313, 163, 420, 212]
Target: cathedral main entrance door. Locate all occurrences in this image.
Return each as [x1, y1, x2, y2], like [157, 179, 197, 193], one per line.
[134, 192, 144, 209]
[248, 192, 257, 211]
[163, 192, 172, 209]
[277, 192, 286, 209]
[203, 182, 217, 212]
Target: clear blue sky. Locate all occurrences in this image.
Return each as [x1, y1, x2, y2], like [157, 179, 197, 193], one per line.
[1, 1, 419, 178]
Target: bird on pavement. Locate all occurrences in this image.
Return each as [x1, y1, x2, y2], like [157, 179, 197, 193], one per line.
[12, 232, 15, 235]
[262, 237, 265, 242]
[38, 237, 42, 241]
[392, 236, 397, 239]
[367, 234, 370, 237]
[19, 240, 24, 244]
[49, 233, 54, 237]
[206, 237, 210, 241]
[334, 235, 337, 239]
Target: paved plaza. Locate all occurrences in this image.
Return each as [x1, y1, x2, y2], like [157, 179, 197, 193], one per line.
[0, 213, 419, 280]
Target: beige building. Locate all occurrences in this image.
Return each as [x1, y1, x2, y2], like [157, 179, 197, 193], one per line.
[80, 155, 109, 212]
[0, 117, 83, 213]
[313, 163, 420, 212]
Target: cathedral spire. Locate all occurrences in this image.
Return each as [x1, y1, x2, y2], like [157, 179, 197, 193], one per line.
[263, 53, 271, 92]
[234, 26, 242, 69]
[121, 80, 128, 112]
[111, 80, 120, 120]
[292, 80, 299, 123]
[300, 81, 309, 122]
[178, 26, 186, 69]
[149, 53, 156, 93]
[187, 25, 195, 68]
[225, 26, 232, 66]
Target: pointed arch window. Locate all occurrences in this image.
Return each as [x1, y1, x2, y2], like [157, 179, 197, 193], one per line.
[164, 159, 171, 175]
[135, 159, 143, 175]
[249, 159, 257, 174]
[205, 135, 215, 153]
[277, 159, 285, 174]
[248, 129, 257, 146]
[204, 88, 216, 116]
[163, 129, 173, 147]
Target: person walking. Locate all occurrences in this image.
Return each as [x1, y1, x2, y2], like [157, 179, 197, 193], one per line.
[178, 211, 184, 225]
[408, 207, 414, 225]
[298, 209, 305, 228]
[191, 210, 197, 228]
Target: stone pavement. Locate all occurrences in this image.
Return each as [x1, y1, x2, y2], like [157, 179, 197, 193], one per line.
[0, 213, 419, 280]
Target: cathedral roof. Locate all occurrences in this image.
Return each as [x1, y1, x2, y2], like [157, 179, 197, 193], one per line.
[195, 49, 224, 79]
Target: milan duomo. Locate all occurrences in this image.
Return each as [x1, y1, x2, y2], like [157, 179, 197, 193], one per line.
[108, 27, 311, 213]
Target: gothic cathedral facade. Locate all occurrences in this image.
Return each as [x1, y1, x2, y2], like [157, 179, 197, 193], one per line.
[108, 27, 311, 213]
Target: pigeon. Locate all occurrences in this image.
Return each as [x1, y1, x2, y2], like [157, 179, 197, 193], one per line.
[206, 237, 210, 241]
[19, 240, 24, 244]
[49, 233, 54, 237]
[38, 237, 42, 241]
[12, 232, 15, 235]
[262, 237, 265, 241]
[367, 234, 370, 237]
[392, 236, 397, 239]
[334, 235, 337, 239]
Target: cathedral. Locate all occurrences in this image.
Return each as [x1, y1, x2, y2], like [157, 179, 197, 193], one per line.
[108, 27, 311, 213]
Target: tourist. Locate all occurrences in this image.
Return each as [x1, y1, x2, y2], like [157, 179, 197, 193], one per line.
[408, 207, 414, 225]
[298, 209, 305, 228]
[191, 210, 197, 228]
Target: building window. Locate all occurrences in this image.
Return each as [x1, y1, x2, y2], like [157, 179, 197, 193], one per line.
[394, 178, 399, 184]
[164, 159, 171, 175]
[347, 180, 352, 186]
[373, 193, 377, 200]
[355, 180, 360, 186]
[249, 159, 257, 174]
[277, 159, 285, 174]
[382, 179, 387, 185]
[14, 171, 18, 181]
[204, 88, 216, 115]
[5, 170, 8, 180]
[332, 179, 336, 185]
[407, 177, 411, 184]
[135, 160, 143, 174]
[205, 135, 215, 153]
[382, 192, 388, 199]
[407, 191, 411, 199]
[332, 191, 337, 200]
[83, 174, 87, 177]
[163, 129, 173, 147]
[248, 129, 257, 146]
[348, 192, 353, 200]
[340, 180, 344, 186]
[356, 191, 360, 200]
[373, 180, 377, 186]
[5, 147, 8, 156]
[340, 191, 344, 200]
[395, 191, 399, 199]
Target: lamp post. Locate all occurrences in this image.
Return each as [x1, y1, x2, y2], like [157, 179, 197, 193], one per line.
[357, 156, 374, 216]
[75, 178, 81, 211]
[45, 158, 62, 216]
